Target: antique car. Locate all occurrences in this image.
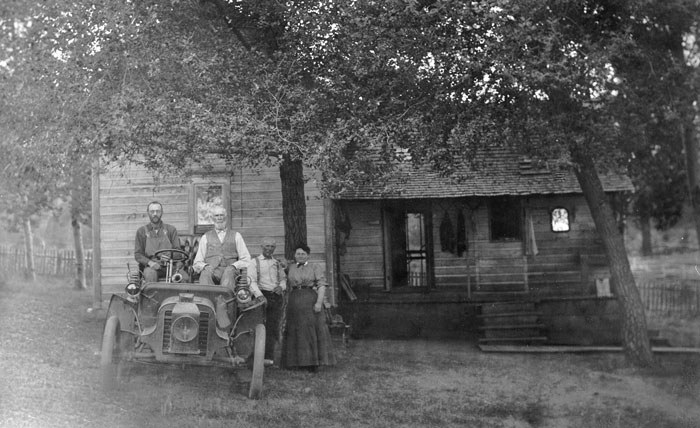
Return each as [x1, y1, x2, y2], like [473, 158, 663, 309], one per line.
[100, 249, 266, 399]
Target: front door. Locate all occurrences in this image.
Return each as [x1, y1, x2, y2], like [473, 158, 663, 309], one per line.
[382, 201, 434, 290]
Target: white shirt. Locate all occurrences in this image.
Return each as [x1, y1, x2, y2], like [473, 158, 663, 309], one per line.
[249, 255, 287, 292]
[192, 230, 251, 272]
[192, 230, 260, 296]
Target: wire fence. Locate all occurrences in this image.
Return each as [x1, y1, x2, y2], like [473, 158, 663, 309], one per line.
[0, 245, 92, 279]
[636, 279, 700, 318]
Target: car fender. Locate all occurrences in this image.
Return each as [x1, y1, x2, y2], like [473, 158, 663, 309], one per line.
[105, 295, 138, 336]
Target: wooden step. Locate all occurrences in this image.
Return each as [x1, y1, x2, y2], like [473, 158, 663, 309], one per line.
[470, 291, 531, 302]
[479, 313, 541, 326]
[526, 270, 581, 278]
[478, 336, 548, 344]
[529, 283, 585, 293]
[478, 301, 537, 315]
[479, 323, 545, 330]
[478, 311, 541, 319]
[475, 282, 528, 292]
[480, 326, 545, 339]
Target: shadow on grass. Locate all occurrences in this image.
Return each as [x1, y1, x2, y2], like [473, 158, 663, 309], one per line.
[477, 399, 547, 427]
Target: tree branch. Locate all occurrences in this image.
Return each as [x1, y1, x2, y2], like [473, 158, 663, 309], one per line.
[200, 0, 253, 53]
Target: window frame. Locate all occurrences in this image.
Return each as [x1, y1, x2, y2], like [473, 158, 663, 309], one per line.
[188, 176, 231, 235]
[550, 207, 571, 233]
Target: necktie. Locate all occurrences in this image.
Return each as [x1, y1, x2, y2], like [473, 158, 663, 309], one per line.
[297, 263, 304, 268]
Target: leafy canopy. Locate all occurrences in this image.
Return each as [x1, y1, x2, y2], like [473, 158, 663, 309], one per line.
[2, 0, 698, 196]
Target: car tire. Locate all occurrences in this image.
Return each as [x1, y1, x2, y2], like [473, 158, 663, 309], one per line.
[248, 323, 265, 399]
[100, 316, 121, 391]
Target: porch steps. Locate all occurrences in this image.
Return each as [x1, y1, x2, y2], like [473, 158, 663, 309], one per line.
[476, 301, 548, 345]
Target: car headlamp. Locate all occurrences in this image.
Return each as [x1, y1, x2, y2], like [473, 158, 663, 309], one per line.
[126, 283, 140, 295]
[235, 287, 252, 304]
[125, 282, 141, 303]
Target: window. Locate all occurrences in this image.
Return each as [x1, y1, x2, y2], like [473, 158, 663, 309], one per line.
[490, 197, 522, 241]
[551, 207, 570, 232]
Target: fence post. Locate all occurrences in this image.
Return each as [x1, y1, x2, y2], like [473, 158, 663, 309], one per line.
[37, 248, 43, 276]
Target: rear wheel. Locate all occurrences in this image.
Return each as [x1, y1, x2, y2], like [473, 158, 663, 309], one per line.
[248, 323, 265, 399]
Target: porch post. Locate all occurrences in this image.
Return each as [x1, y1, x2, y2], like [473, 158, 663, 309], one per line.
[91, 159, 102, 310]
[323, 199, 338, 306]
[466, 256, 471, 299]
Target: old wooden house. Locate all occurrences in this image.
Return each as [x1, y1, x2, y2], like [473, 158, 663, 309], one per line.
[96, 148, 632, 346]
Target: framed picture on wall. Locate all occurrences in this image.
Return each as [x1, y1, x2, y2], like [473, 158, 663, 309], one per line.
[190, 177, 231, 235]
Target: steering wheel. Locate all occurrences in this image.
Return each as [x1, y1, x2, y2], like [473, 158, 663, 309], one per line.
[154, 248, 190, 263]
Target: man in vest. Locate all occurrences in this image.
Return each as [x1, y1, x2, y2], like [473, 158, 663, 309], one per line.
[134, 201, 190, 283]
[192, 206, 262, 299]
[249, 237, 287, 364]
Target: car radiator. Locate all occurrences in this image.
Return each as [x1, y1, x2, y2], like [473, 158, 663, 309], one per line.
[162, 309, 211, 356]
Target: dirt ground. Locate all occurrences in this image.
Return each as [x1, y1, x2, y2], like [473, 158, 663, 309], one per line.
[0, 277, 699, 428]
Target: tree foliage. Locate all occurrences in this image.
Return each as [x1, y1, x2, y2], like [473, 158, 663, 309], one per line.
[3, 0, 697, 221]
[611, 0, 697, 243]
[1, 1, 113, 217]
[1, 0, 118, 281]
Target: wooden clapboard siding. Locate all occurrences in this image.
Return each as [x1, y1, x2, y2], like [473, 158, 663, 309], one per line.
[525, 196, 606, 293]
[99, 162, 326, 297]
[230, 168, 325, 256]
[100, 164, 190, 294]
[432, 203, 469, 288]
[337, 201, 384, 285]
[466, 195, 605, 292]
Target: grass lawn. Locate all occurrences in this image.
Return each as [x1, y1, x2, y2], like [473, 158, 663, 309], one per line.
[0, 277, 699, 428]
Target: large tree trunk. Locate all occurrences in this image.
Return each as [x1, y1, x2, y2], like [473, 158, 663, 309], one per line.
[278, 157, 307, 369]
[71, 211, 87, 290]
[70, 172, 87, 290]
[22, 218, 36, 282]
[279, 157, 307, 261]
[572, 149, 653, 366]
[639, 213, 652, 256]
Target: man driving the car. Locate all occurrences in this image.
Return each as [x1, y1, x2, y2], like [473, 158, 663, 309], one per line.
[134, 201, 190, 283]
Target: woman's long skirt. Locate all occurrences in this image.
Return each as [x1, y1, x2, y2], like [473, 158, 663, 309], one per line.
[282, 288, 336, 368]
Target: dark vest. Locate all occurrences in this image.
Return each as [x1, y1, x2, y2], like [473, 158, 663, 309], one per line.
[204, 229, 239, 268]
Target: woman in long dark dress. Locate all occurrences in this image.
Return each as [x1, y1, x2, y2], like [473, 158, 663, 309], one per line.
[282, 244, 335, 370]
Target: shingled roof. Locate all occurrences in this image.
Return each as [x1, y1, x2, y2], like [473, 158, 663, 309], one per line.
[331, 147, 633, 200]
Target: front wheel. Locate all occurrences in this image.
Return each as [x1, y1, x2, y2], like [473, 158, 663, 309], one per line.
[100, 316, 120, 391]
[100, 316, 133, 391]
[248, 323, 265, 399]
